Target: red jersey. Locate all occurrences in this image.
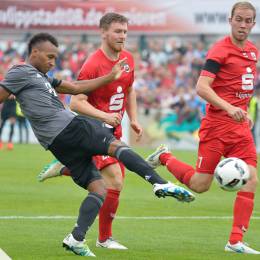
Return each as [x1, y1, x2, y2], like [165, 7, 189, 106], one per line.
[78, 49, 134, 138]
[201, 36, 258, 121]
[199, 36, 258, 141]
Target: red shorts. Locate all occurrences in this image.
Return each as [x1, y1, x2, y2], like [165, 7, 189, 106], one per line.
[92, 155, 125, 178]
[196, 119, 257, 174]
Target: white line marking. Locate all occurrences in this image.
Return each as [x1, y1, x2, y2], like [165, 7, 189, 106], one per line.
[0, 215, 260, 220]
[0, 248, 12, 260]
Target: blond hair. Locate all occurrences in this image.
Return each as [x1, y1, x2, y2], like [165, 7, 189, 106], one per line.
[231, 1, 256, 20]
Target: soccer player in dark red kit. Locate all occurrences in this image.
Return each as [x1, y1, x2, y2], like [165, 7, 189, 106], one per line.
[71, 12, 141, 250]
[146, 1, 259, 254]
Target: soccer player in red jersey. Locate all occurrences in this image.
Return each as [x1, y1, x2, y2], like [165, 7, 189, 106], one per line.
[146, 1, 260, 254]
[39, 13, 142, 250]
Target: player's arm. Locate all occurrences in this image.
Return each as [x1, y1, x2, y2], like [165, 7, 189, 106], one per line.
[197, 59, 247, 122]
[0, 84, 11, 103]
[126, 86, 143, 141]
[70, 94, 122, 127]
[55, 58, 126, 95]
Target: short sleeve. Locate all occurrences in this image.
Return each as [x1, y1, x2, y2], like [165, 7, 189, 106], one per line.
[2, 66, 28, 94]
[78, 57, 98, 81]
[206, 44, 227, 65]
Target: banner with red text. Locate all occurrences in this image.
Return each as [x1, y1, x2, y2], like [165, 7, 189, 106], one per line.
[0, 0, 259, 34]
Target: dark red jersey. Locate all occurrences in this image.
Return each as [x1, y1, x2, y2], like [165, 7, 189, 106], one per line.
[201, 36, 258, 122]
[78, 49, 134, 138]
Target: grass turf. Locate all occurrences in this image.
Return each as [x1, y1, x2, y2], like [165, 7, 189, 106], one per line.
[0, 144, 260, 259]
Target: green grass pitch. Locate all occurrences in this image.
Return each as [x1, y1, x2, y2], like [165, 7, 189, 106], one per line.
[0, 144, 260, 259]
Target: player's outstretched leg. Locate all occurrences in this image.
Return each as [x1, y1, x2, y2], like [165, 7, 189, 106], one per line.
[146, 144, 169, 169]
[63, 233, 96, 257]
[112, 144, 195, 203]
[225, 241, 260, 254]
[38, 159, 64, 182]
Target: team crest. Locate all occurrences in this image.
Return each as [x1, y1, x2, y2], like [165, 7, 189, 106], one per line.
[123, 63, 130, 73]
[250, 52, 256, 60]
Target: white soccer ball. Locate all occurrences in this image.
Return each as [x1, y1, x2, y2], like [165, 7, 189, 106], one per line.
[214, 157, 250, 191]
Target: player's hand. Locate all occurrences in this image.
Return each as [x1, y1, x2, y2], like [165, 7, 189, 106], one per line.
[110, 57, 128, 80]
[104, 113, 122, 127]
[8, 94, 16, 100]
[227, 105, 247, 122]
[247, 114, 254, 129]
[130, 121, 143, 142]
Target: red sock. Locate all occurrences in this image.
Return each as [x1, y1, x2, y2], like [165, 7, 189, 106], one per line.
[60, 166, 71, 176]
[160, 153, 195, 187]
[98, 189, 120, 242]
[229, 191, 254, 244]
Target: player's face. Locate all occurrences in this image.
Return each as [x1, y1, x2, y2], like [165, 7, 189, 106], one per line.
[103, 22, 128, 53]
[31, 41, 58, 74]
[229, 8, 255, 45]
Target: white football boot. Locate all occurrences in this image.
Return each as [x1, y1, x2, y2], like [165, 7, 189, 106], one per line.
[63, 233, 96, 257]
[38, 159, 64, 182]
[153, 182, 195, 202]
[225, 241, 260, 254]
[96, 237, 128, 250]
[146, 144, 169, 169]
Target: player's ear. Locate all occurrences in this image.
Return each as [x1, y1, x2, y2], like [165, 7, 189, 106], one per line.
[31, 47, 39, 56]
[100, 28, 107, 39]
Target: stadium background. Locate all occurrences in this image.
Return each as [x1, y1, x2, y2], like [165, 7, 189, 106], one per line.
[0, 0, 260, 152]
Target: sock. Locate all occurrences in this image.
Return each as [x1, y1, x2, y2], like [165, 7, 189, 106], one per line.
[60, 166, 71, 176]
[72, 192, 104, 241]
[98, 189, 120, 242]
[229, 191, 254, 244]
[115, 146, 167, 185]
[9, 123, 15, 142]
[160, 153, 195, 187]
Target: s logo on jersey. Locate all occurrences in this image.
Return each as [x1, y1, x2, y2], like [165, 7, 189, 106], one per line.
[241, 67, 254, 91]
[109, 86, 124, 111]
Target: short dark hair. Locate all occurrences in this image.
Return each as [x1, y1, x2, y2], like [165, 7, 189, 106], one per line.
[231, 1, 256, 20]
[99, 12, 128, 30]
[28, 33, 59, 55]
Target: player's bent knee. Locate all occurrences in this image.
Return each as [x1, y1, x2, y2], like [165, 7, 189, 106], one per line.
[192, 186, 210, 193]
[190, 182, 210, 193]
[87, 179, 107, 198]
[110, 179, 123, 191]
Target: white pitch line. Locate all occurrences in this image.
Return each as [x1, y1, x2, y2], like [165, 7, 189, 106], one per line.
[0, 248, 12, 260]
[1, 215, 260, 220]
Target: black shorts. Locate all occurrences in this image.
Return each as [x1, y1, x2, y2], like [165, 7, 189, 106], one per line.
[49, 115, 116, 189]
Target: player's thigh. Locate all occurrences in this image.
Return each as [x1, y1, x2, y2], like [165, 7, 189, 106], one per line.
[190, 138, 224, 192]
[225, 135, 257, 169]
[196, 138, 224, 174]
[100, 162, 124, 191]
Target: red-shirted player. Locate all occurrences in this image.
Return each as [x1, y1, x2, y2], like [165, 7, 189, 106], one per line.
[146, 1, 259, 254]
[39, 13, 142, 250]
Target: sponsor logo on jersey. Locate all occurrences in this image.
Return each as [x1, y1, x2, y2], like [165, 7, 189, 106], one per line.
[242, 52, 248, 58]
[123, 63, 130, 73]
[250, 52, 256, 60]
[235, 92, 253, 99]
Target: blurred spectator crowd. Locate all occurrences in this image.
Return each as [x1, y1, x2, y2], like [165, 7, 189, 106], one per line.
[0, 35, 260, 149]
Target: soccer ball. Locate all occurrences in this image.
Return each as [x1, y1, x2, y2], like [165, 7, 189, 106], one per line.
[214, 157, 250, 191]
